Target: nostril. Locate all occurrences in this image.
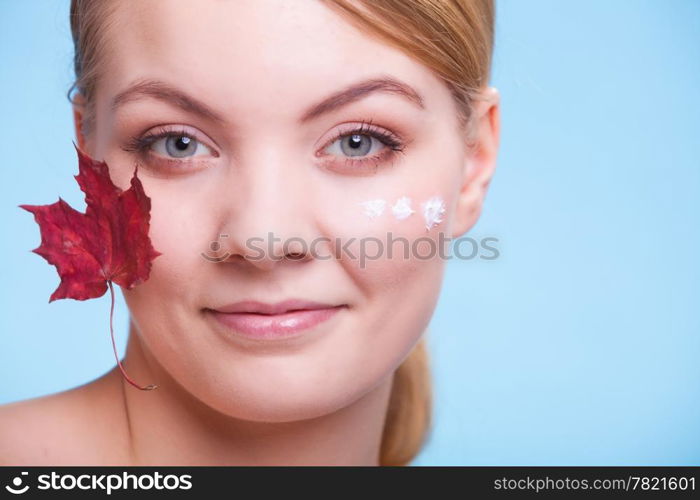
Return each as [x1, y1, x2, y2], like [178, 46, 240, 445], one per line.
[286, 249, 312, 262]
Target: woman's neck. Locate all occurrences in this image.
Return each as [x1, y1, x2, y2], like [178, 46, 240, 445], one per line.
[109, 322, 394, 466]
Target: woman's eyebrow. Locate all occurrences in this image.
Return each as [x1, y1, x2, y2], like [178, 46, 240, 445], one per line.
[110, 76, 425, 124]
[111, 79, 226, 124]
[299, 76, 426, 123]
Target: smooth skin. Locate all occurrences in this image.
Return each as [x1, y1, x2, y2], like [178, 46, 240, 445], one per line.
[0, 0, 499, 465]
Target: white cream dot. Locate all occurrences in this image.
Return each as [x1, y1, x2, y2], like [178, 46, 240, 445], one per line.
[421, 196, 446, 230]
[391, 196, 415, 220]
[359, 199, 387, 219]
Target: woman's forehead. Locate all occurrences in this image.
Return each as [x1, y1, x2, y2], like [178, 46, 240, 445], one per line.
[101, 0, 448, 119]
[108, 1, 401, 74]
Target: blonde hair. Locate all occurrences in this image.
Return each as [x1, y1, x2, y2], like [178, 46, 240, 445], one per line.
[68, 0, 495, 466]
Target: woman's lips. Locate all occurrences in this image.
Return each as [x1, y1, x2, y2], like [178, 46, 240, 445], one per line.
[206, 300, 346, 340]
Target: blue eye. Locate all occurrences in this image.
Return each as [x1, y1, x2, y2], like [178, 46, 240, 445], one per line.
[325, 133, 384, 158]
[151, 134, 212, 158]
[122, 127, 216, 161]
[318, 120, 406, 172]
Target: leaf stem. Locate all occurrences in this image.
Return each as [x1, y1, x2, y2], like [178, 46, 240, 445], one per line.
[108, 280, 158, 391]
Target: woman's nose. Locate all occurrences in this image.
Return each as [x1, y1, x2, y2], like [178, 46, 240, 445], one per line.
[215, 150, 316, 271]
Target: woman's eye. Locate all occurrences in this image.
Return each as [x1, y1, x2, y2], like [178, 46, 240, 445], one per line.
[324, 133, 385, 158]
[151, 134, 213, 159]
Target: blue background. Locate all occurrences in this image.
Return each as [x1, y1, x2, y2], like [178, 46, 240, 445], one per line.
[1, 0, 698, 465]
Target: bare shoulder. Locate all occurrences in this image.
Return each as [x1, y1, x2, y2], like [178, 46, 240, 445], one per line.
[0, 390, 78, 465]
[0, 369, 130, 465]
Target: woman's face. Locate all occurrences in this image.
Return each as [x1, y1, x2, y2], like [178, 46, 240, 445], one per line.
[82, 0, 493, 421]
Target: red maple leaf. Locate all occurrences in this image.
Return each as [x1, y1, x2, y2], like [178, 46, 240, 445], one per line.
[19, 142, 162, 391]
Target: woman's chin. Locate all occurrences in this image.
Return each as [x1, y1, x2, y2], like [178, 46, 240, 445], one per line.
[200, 385, 363, 424]
[157, 359, 359, 423]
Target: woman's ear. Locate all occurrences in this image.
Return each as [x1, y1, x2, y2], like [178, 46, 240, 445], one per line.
[451, 86, 500, 238]
[71, 92, 89, 153]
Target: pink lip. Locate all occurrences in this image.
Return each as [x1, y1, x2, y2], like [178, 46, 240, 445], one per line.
[206, 300, 345, 340]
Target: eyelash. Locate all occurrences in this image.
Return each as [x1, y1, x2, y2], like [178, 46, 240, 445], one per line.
[121, 125, 210, 164]
[121, 119, 406, 172]
[319, 119, 406, 172]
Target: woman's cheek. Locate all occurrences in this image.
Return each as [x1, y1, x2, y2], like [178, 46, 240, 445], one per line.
[315, 135, 463, 287]
[134, 182, 213, 296]
[317, 183, 453, 297]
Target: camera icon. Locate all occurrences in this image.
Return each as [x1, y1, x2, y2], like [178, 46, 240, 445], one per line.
[5, 471, 29, 494]
[201, 233, 231, 262]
